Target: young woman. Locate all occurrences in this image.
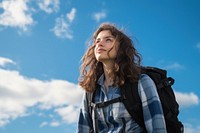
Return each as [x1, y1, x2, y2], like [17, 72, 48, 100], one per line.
[77, 23, 167, 133]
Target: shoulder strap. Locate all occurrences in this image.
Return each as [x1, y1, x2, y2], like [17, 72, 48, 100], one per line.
[86, 91, 93, 116]
[86, 89, 97, 133]
[87, 81, 147, 132]
[121, 81, 146, 130]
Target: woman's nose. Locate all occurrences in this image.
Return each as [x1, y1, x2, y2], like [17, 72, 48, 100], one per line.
[97, 39, 105, 46]
[96, 40, 104, 46]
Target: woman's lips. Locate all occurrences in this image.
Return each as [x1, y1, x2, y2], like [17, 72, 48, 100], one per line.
[97, 48, 106, 53]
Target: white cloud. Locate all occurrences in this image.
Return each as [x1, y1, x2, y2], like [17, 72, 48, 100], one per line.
[51, 15, 73, 39]
[0, 57, 83, 127]
[164, 62, 184, 71]
[40, 120, 61, 128]
[55, 105, 80, 124]
[175, 91, 199, 108]
[0, 1, 77, 36]
[37, 0, 60, 14]
[51, 8, 76, 39]
[0, 57, 16, 67]
[50, 121, 60, 127]
[40, 121, 48, 127]
[0, 0, 34, 32]
[92, 10, 106, 22]
[67, 8, 76, 23]
[184, 123, 200, 133]
[196, 42, 200, 51]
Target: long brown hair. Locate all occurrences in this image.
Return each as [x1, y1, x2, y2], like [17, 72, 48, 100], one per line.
[79, 23, 142, 92]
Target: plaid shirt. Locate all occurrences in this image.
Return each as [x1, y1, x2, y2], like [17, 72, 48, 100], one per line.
[77, 74, 167, 133]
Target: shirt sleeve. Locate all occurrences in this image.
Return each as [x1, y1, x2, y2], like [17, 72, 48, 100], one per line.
[76, 92, 93, 133]
[138, 74, 167, 133]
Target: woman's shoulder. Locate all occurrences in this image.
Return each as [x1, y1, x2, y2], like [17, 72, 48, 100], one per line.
[139, 74, 153, 83]
[138, 73, 158, 97]
[138, 74, 153, 88]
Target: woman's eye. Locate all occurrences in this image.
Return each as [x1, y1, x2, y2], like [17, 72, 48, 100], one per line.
[95, 40, 100, 44]
[106, 39, 112, 42]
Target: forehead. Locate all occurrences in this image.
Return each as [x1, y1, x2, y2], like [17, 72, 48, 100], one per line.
[96, 30, 114, 39]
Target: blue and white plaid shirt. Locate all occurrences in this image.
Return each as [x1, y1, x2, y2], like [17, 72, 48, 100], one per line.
[77, 74, 167, 133]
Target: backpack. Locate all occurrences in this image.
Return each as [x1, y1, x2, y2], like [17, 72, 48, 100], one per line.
[87, 66, 184, 133]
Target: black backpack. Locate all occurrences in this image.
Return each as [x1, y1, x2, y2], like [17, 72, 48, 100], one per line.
[87, 66, 184, 133]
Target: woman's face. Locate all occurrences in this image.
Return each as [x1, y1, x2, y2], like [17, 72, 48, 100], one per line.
[94, 30, 119, 63]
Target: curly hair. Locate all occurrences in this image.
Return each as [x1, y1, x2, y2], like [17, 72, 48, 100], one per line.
[79, 23, 142, 92]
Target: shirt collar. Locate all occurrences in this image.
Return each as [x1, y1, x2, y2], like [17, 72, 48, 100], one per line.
[97, 74, 105, 86]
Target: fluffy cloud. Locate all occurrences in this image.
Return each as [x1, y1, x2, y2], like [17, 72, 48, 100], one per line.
[40, 121, 48, 127]
[55, 105, 80, 124]
[0, 0, 60, 32]
[196, 42, 200, 51]
[0, 57, 83, 127]
[51, 8, 76, 39]
[49, 121, 60, 127]
[184, 123, 200, 133]
[164, 62, 185, 70]
[67, 8, 76, 23]
[37, 0, 60, 14]
[0, 57, 16, 67]
[92, 10, 106, 22]
[175, 91, 199, 108]
[0, 0, 34, 31]
[0, 1, 77, 39]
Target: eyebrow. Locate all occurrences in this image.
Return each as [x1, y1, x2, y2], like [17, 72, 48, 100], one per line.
[96, 36, 114, 41]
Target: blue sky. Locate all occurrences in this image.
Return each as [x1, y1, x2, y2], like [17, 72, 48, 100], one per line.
[0, 0, 199, 133]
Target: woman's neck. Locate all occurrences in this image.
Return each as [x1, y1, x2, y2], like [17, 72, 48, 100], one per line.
[102, 62, 114, 88]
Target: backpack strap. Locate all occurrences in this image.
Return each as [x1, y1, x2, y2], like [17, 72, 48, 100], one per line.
[121, 81, 147, 132]
[86, 91, 95, 133]
[91, 96, 126, 108]
[87, 85, 126, 133]
[86, 91, 93, 116]
[86, 84, 100, 117]
[87, 80, 147, 132]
